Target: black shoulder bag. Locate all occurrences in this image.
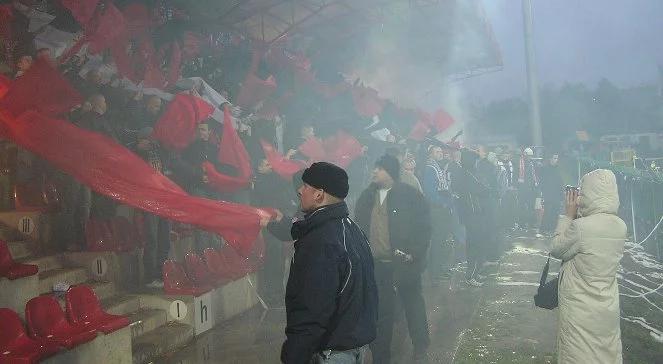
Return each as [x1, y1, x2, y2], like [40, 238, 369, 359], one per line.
[534, 254, 558, 310]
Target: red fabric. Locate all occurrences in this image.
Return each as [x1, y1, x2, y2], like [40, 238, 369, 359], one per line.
[152, 94, 215, 151]
[0, 59, 82, 118]
[0, 110, 263, 256]
[325, 131, 364, 168]
[202, 107, 252, 193]
[165, 42, 182, 89]
[0, 74, 11, 99]
[297, 132, 364, 168]
[408, 109, 455, 140]
[61, 0, 99, 27]
[0, 5, 13, 51]
[260, 139, 306, 181]
[236, 74, 277, 109]
[298, 137, 326, 161]
[86, 3, 127, 55]
[163, 259, 212, 296]
[352, 86, 385, 117]
[181, 31, 201, 60]
[122, 3, 152, 37]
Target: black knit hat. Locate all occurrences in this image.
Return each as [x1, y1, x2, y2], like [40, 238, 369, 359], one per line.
[301, 162, 349, 199]
[375, 154, 400, 181]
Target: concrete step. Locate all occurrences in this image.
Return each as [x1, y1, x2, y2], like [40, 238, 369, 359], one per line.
[85, 280, 116, 301]
[38, 267, 89, 294]
[18, 254, 63, 272]
[126, 309, 168, 339]
[7, 240, 33, 260]
[132, 322, 194, 364]
[102, 294, 141, 316]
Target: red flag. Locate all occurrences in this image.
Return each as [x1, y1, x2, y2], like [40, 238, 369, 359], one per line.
[298, 137, 326, 162]
[408, 109, 455, 141]
[431, 109, 455, 133]
[152, 94, 215, 151]
[202, 107, 252, 193]
[325, 131, 364, 168]
[86, 3, 127, 54]
[61, 0, 100, 27]
[0, 59, 83, 118]
[236, 74, 277, 109]
[0, 110, 262, 256]
[260, 139, 306, 180]
[122, 3, 152, 37]
[0, 74, 11, 99]
[165, 42, 182, 89]
[352, 85, 385, 117]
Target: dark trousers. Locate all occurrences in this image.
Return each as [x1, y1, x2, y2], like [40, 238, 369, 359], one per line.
[429, 206, 454, 280]
[143, 213, 171, 282]
[516, 187, 536, 228]
[542, 198, 561, 233]
[370, 262, 430, 363]
[465, 218, 487, 280]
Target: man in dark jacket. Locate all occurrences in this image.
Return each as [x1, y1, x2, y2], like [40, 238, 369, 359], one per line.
[281, 162, 378, 364]
[355, 154, 432, 363]
[540, 153, 563, 234]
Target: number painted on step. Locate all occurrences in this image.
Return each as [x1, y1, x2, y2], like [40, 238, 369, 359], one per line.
[18, 216, 35, 235]
[91, 257, 108, 278]
[169, 300, 188, 320]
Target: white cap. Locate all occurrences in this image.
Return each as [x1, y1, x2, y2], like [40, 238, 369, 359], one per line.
[523, 147, 534, 156]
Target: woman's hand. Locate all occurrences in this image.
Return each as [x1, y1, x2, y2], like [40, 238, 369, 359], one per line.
[565, 189, 579, 219]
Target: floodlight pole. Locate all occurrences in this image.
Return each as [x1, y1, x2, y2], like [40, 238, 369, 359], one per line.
[522, 0, 543, 148]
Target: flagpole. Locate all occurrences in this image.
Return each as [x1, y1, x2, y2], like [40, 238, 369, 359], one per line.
[522, 0, 543, 148]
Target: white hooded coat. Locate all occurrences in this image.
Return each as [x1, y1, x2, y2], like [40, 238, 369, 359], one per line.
[551, 169, 626, 364]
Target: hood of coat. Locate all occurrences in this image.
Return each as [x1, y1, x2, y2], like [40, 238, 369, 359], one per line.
[578, 169, 620, 217]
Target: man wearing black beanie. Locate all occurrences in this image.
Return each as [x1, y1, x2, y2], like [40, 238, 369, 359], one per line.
[355, 154, 432, 363]
[279, 162, 378, 364]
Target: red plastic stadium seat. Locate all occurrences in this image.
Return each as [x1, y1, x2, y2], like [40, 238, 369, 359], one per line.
[25, 296, 98, 349]
[85, 219, 114, 252]
[185, 252, 216, 287]
[0, 308, 60, 364]
[203, 248, 242, 283]
[0, 240, 38, 280]
[109, 216, 140, 252]
[162, 260, 212, 296]
[65, 285, 130, 334]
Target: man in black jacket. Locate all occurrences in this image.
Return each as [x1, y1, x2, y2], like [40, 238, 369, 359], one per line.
[355, 154, 432, 363]
[280, 162, 378, 364]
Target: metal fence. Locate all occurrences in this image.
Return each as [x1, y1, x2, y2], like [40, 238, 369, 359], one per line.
[577, 157, 663, 261]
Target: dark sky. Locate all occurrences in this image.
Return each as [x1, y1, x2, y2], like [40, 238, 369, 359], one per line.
[462, 0, 663, 102]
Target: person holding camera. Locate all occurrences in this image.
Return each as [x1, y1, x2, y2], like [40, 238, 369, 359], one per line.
[355, 154, 432, 363]
[551, 169, 626, 364]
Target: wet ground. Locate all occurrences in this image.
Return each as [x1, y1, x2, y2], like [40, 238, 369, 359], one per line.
[155, 236, 663, 364]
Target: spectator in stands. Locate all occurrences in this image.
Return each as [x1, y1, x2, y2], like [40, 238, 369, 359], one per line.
[551, 169, 626, 363]
[36, 48, 51, 61]
[14, 55, 32, 78]
[456, 148, 491, 287]
[385, 146, 422, 192]
[171, 120, 222, 251]
[76, 94, 118, 141]
[281, 162, 377, 364]
[423, 145, 455, 283]
[127, 93, 163, 130]
[355, 154, 431, 363]
[474, 146, 500, 265]
[251, 159, 293, 303]
[133, 127, 171, 289]
[540, 153, 563, 235]
[76, 94, 117, 221]
[514, 147, 540, 232]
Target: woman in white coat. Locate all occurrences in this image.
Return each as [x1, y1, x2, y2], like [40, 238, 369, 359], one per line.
[551, 169, 626, 364]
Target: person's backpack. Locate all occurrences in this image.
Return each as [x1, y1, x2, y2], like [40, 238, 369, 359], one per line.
[534, 255, 558, 309]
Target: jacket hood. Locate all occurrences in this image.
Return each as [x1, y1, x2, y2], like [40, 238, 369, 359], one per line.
[578, 169, 620, 217]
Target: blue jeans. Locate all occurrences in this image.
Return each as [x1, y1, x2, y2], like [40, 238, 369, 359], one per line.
[310, 346, 366, 364]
